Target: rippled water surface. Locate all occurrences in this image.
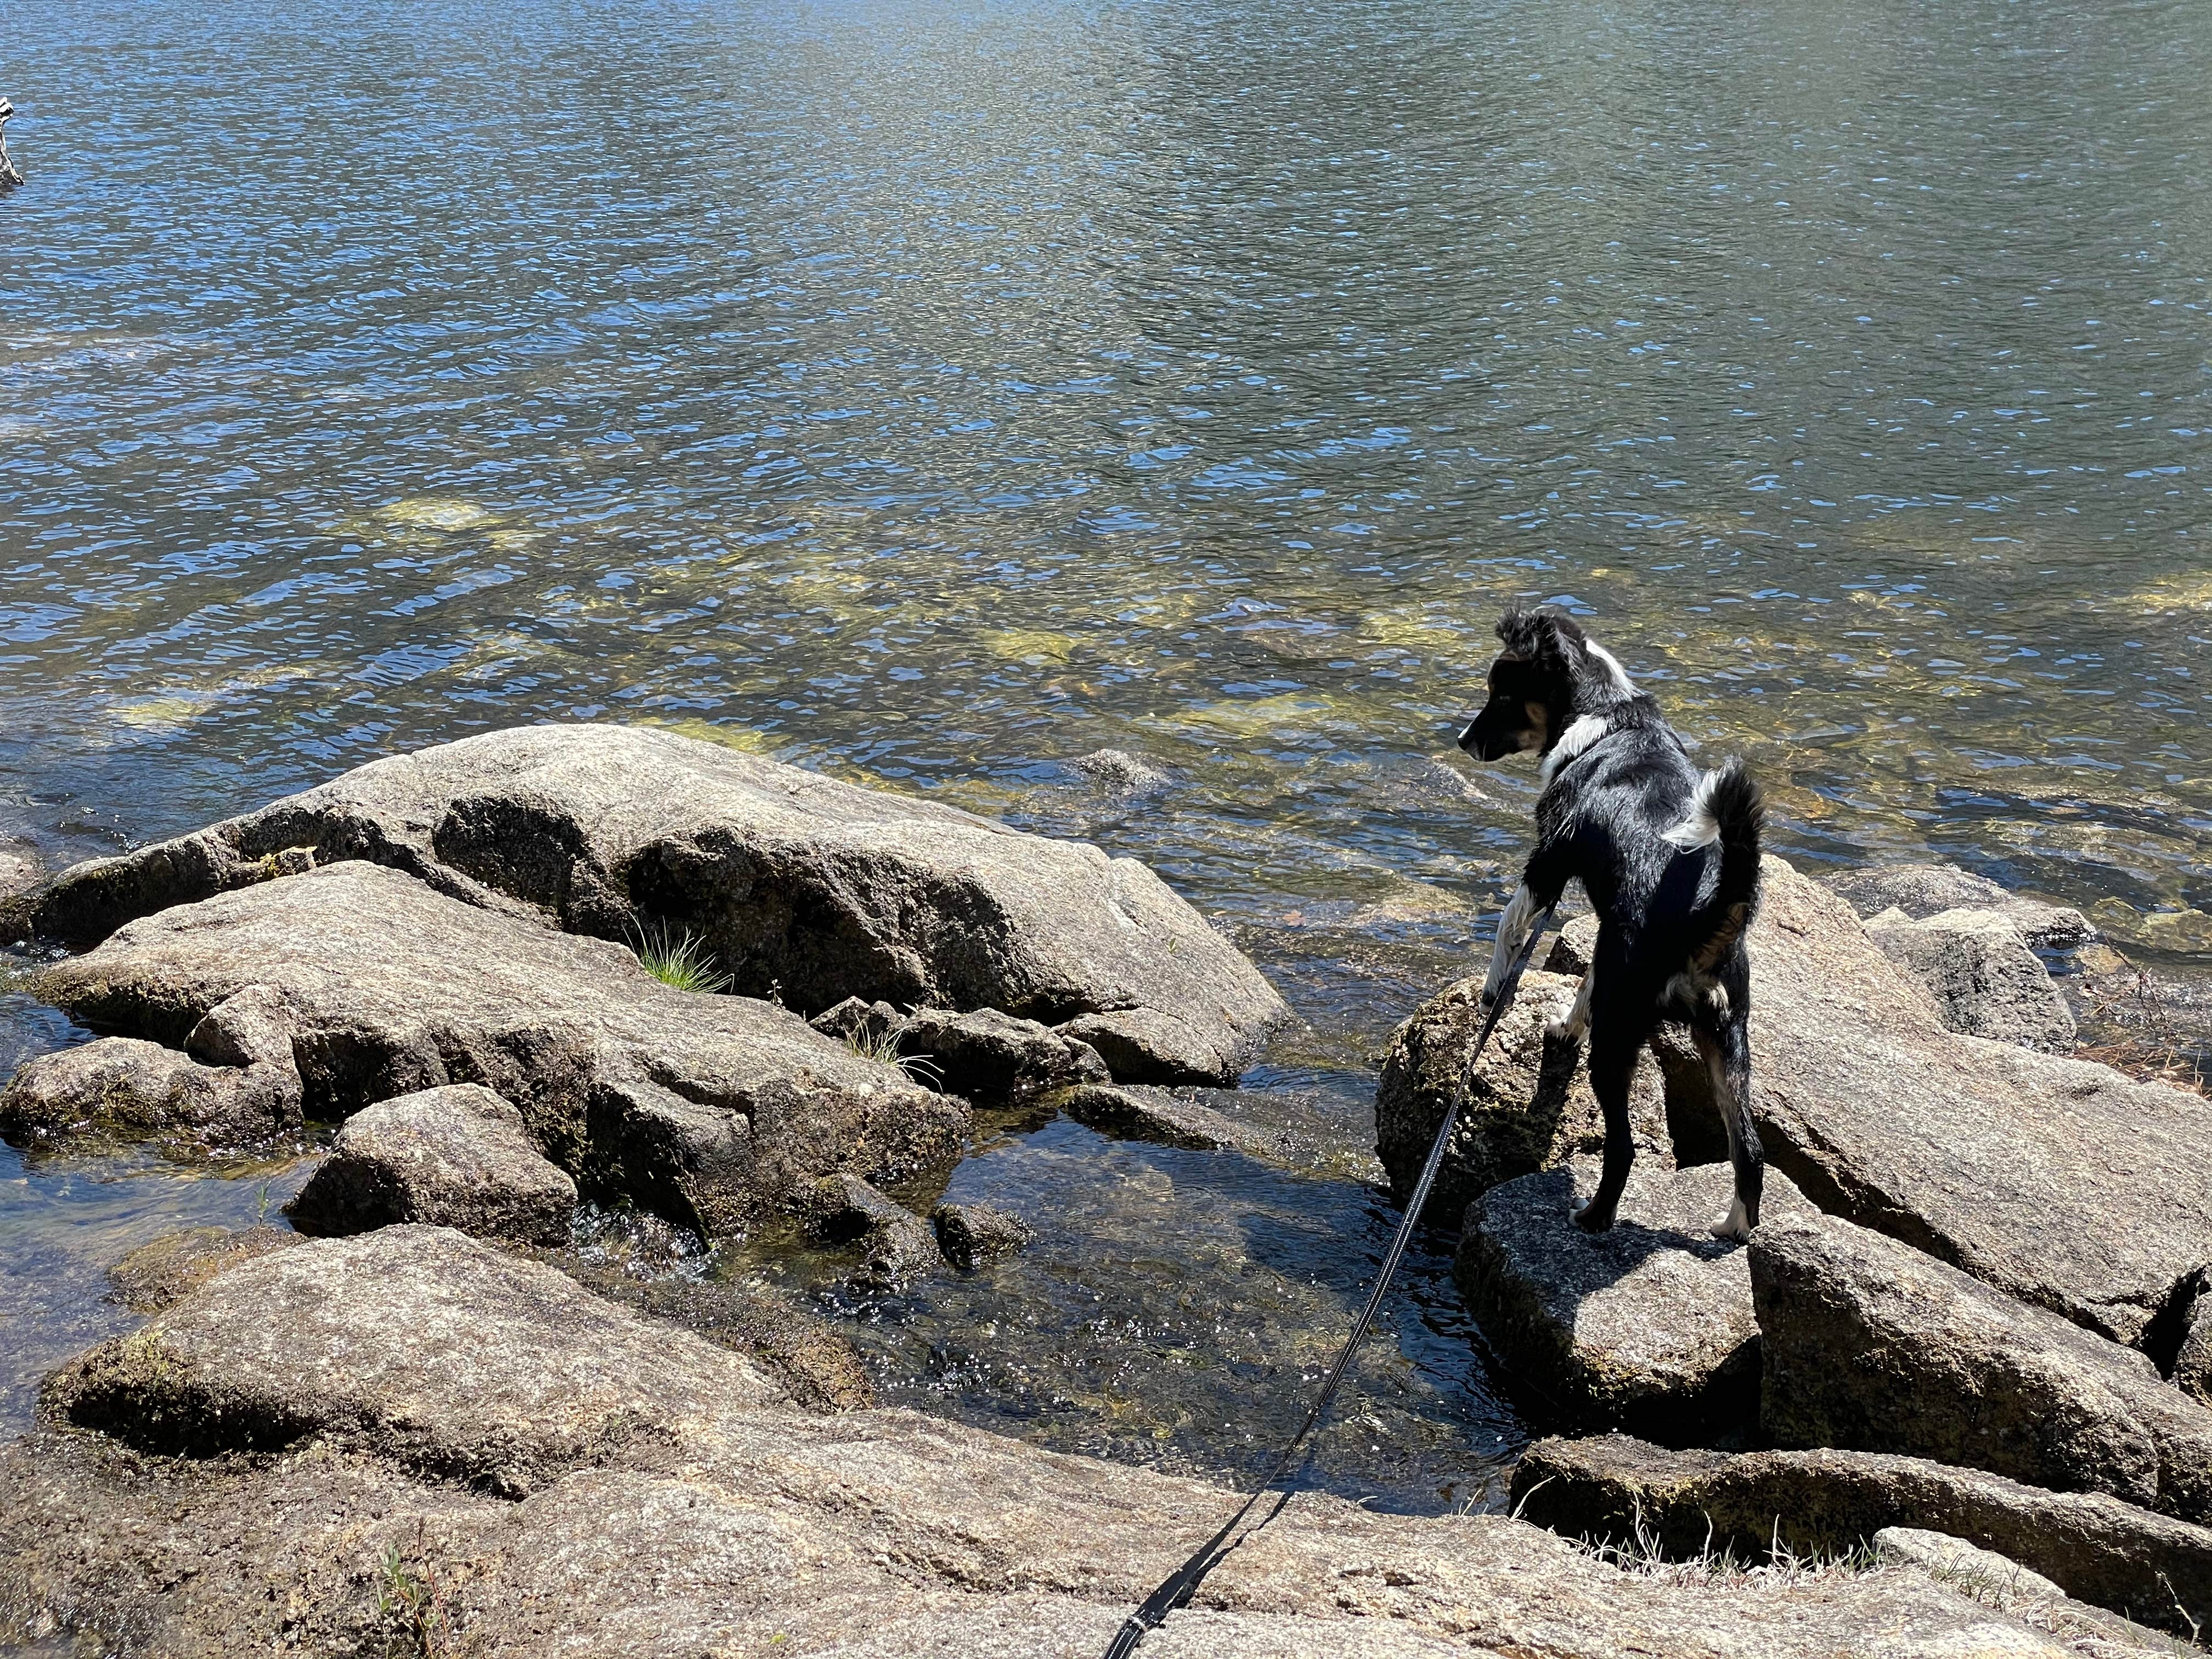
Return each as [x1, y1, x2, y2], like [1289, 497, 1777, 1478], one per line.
[2, 0, 2209, 1506]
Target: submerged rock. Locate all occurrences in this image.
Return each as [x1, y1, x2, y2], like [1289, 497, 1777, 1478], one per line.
[1374, 970, 1669, 1228]
[931, 1201, 1031, 1271]
[1863, 906, 2076, 1052]
[1511, 1435, 2211, 1636]
[1712, 856, 2212, 1349]
[1751, 1214, 2212, 1526]
[285, 1084, 577, 1246]
[13, 723, 1288, 1084]
[0, 1034, 302, 1156]
[1826, 862, 2096, 953]
[29, 861, 964, 1240]
[896, 1005, 1109, 1100]
[1049, 1081, 1246, 1151]
[104, 1225, 301, 1313]
[2, 1221, 2142, 1658]
[1457, 1160, 1813, 1443]
[797, 1172, 942, 1284]
[542, 1254, 874, 1413]
[1068, 747, 1173, 796]
[45, 1225, 782, 1496]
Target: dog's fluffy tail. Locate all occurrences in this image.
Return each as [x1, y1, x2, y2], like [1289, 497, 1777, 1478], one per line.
[1668, 759, 1765, 969]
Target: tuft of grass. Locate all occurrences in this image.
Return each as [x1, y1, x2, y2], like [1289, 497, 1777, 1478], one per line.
[630, 919, 733, 995]
[1557, 1503, 1880, 1589]
[840, 1028, 944, 1090]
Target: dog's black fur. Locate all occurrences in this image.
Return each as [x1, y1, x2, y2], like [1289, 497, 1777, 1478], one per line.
[1459, 607, 1767, 1240]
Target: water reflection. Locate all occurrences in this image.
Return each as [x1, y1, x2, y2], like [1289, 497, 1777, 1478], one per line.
[2, 0, 2207, 1502]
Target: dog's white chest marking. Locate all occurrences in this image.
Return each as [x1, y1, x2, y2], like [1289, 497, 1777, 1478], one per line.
[1540, 715, 1609, 786]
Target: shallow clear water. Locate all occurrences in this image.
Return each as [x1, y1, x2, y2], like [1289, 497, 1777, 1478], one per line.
[2, 0, 2208, 1508]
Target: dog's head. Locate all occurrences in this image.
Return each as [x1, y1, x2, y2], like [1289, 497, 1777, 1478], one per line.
[1458, 608, 1626, 762]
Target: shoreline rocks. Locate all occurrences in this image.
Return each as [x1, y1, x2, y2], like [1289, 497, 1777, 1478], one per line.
[1751, 1213, 2212, 1526]
[4, 723, 1288, 1085]
[1825, 862, 2097, 955]
[1511, 1435, 2212, 1636]
[1, 1224, 2146, 1658]
[285, 1084, 577, 1246]
[0, 1035, 303, 1157]
[1049, 1081, 1249, 1151]
[798, 1172, 944, 1284]
[26, 861, 965, 1239]
[932, 1201, 1031, 1270]
[46, 1226, 784, 1496]
[1457, 1160, 1813, 1443]
[104, 1226, 301, 1313]
[1720, 857, 2212, 1350]
[1861, 905, 2077, 1052]
[895, 1005, 1110, 1101]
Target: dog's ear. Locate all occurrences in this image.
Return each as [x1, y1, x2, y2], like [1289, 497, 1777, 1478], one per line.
[1494, 607, 1583, 672]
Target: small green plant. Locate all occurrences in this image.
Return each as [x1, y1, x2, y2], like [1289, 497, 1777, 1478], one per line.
[375, 1530, 476, 1659]
[630, 919, 733, 994]
[839, 1028, 944, 1089]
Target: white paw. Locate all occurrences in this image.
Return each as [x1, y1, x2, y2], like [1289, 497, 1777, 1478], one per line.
[1569, 1197, 1590, 1215]
[1708, 1199, 1752, 1243]
[1546, 1017, 1584, 1044]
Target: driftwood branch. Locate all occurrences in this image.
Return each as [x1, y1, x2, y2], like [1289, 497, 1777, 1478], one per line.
[0, 98, 22, 191]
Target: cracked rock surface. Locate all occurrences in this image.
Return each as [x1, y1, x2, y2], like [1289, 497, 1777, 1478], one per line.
[1, 1225, 2141, 1658]
[1457, 1159, 1814, 1443]
[285, 1083, 578, 1246]
[29, 861, 966, 1239]
[8, 722, 1288, 1084]
[1752, 1212, 2212, 1526]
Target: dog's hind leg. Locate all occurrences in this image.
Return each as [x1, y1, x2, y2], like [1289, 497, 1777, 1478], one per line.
[1694, 1008, 1763, 1242]
[1570, 1005, 1644, 1234]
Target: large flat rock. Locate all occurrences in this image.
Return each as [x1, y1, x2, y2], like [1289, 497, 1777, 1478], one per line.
[29, 861, 966, 1238]
[1752, 1213, 2212, 1526]
[44, 1224, 782, 1495]
[0, 1223, 2142, 1658]
[1512, 1435, 2212, 1636]
[1457, 1160, 1813, 1443]
[7, 723, 1289, 1084]
[1724, 857, 2212, 1348]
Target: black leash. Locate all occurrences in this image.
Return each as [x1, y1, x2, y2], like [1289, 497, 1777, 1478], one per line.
[1100, 907, 1559, 1658]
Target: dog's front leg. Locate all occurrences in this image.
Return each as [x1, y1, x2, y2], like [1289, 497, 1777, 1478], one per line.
[1481, 882, 1539, 1006]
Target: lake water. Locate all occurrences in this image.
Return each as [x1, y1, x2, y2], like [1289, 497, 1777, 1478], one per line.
[3, 0, 2208, 1510]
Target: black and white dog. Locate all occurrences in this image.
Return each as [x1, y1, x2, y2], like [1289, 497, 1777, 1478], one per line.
[1459, 607, 1767, 1241]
